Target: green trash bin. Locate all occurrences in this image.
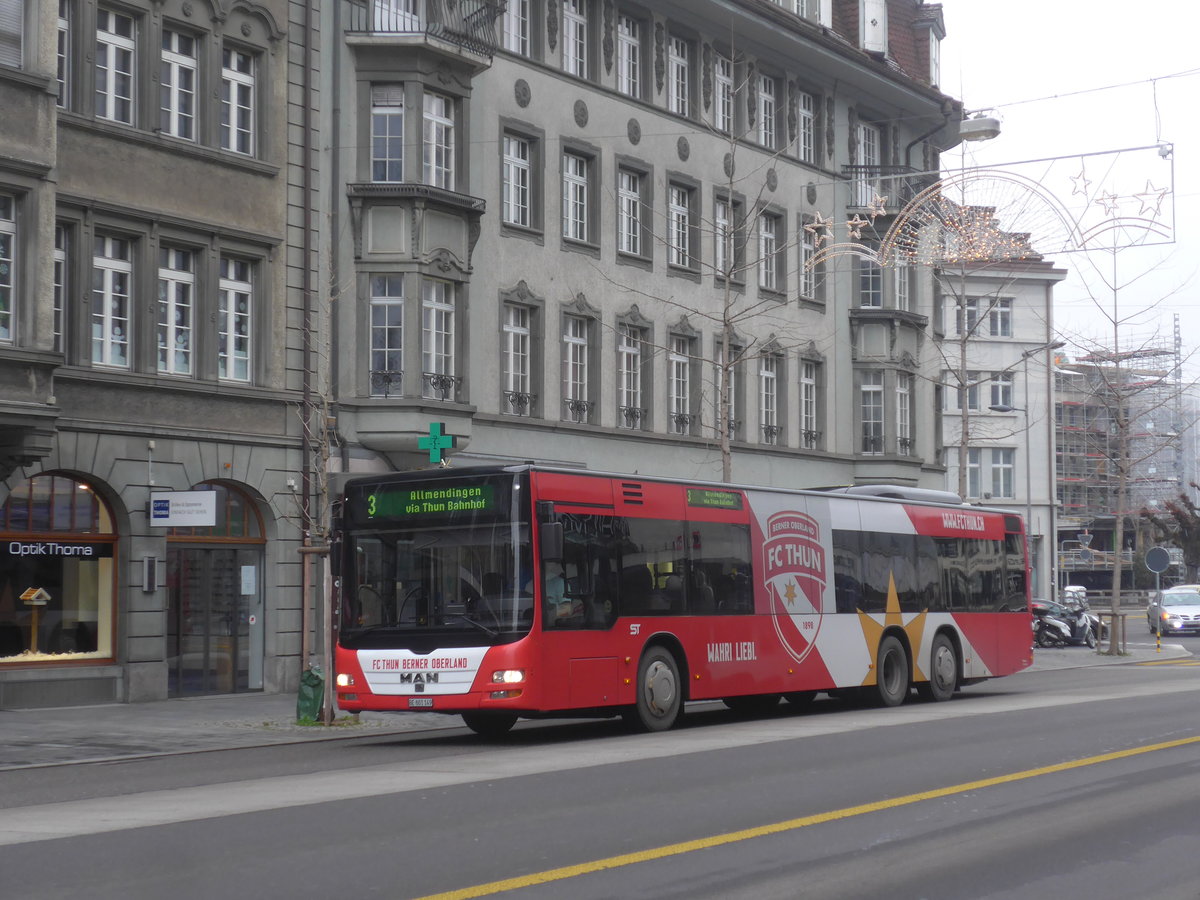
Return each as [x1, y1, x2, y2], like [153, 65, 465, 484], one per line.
[297, 665, 324, 722]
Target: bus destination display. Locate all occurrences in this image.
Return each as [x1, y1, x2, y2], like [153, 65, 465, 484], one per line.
[364, 484, 495, 520]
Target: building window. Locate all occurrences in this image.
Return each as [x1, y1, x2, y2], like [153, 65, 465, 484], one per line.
[715, 195, 744, 283]
[713, 52, 733, 133]
[92, 235, 132, 368]
[668, 184, 692, 269]
[668, 335, 692, 435]
[960, 297, 980, 334]
[423, 92, 455, 190]
[502, 303, 532, 415]
[861, 370, 884, 454]
[896, 372, 912, 455]
[371, 84, 405, 183]
[760, 354, 779, 445]
[758, 212, 782, 292]
[797, 89, 815, 163]
[373, 0, 420, 31]
[218, 257, 252, 382]
[858, 252, 882, 307]
[96, 8, 135, 124]
[157, 247, 194, 375]
[0, 474, 117, 663]
[562, 313, 591, 422]
[992, 448, 1015, 498]
[800, 216, 817, 300]
[160, 30, 197, 140]
[989, 298, 1012, 336]
[53, 224, 68, 352]
[617, 324, 644, 428]
[562, 151, 590, 243]
[617, 168, 643, 256]
[854, 122, 880, 207]
[929, 28, 941, 86]
[502, 0, 529, 56]
[421, 279, 457, 400]
[800, 360, 819, 449]
[502, 134, 531, 226]
[667, 36, 689, 117]
[562, 0, 588, 77]
[715, 343, 738, 439]
[220, 46, 255, 154]
[952, 370, 981, 412]
[990, 372, 1012, 408]
[56, 1, 70, 106]
[895, 257, 911, 311]
[616, 14, 640, 98]
[0, 194, 13, 342]
[0, 0, 22, 68]
[966, 447, 981, 498]
[369, 275, 404, 397]
[757, 74, 777, 149]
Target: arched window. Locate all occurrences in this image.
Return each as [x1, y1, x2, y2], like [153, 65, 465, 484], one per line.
[167, 482, 263, 540]
[1, 474, 118, 662]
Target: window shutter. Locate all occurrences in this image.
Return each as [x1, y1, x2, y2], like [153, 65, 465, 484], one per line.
[0, 0, 23, 68]
[371, 84, 405, 107]
[862, 0, 887, 54]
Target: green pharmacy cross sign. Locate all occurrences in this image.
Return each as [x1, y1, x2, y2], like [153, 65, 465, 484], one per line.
[418, 422, 458, 464]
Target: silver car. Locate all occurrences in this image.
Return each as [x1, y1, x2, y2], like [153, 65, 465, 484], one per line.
[1147, 585, 1200, 635]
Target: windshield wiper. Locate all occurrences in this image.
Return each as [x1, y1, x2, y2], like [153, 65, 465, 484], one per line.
[442, 614, 498, 637]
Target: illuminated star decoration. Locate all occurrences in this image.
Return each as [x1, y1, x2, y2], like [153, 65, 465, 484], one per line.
[804, 211, 834, 247]
[1069, 165, 1092, 197]
[1094, 191, 1121, 216]
[867, 194, 889, 221]
[1133, 180, 1168, 217]
[845, 214, 870, 239]
[856, 573, 929, 686]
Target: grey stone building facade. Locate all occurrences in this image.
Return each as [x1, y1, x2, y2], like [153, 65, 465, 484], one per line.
[1, 0, 972, 708]
[0, 0, 312, 708]
[322, 0, 965, 491]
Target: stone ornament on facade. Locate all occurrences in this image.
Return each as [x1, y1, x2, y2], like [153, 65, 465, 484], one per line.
[602, 0, 615, 73]
[547, 0, 558, 51]
[677, 136, 690, 161]
[514, 79, 531, 108]
[627, 118, 641, 145]
[702, 44, 713, 111]
[766, 168, 777, 192]
[574, 100, 589, 128]
[723, 153, 734, 178]
[654, 23, 665, 93]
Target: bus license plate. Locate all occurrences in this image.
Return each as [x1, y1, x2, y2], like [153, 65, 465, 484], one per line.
[408, 698, 434, 708]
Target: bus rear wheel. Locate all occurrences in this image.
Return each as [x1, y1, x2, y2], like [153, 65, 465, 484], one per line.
[875, 635, 910, 707]
[627, 646, 682, 732]
[461, 712, 518, 737]
[915, 633, 957, 702]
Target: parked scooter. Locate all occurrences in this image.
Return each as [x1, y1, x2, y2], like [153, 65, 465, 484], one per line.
[1032, 599, 1097, 648]
[1032, 602, 1073, 648]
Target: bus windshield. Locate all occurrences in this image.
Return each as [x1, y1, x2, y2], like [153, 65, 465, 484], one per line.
[339, 472, 533, 645]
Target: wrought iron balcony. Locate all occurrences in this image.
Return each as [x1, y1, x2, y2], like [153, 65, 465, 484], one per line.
[761, 424, 781, 445]
[801, 429, 822, 450]
[504, 390, 536, 416]
[422, 371, 461, 401]
[345, 0, 504, 57]
[842, 165, 935, 212]
[619, 406, 646, 429]
[670, 412, 694, 435]
[861, 434, 884, 455]
[564, 398, 594, 424]
[897, 436, 915, 456]
[370, 369, 403, 398]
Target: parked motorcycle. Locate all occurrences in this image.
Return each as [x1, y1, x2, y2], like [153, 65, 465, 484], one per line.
[1033, 599, 1097, 648]
[1032, 605, 1071, 648]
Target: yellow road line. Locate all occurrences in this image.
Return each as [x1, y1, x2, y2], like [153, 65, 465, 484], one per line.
[416, 734, 1200, 900]
[1137, 659, 1200, 666]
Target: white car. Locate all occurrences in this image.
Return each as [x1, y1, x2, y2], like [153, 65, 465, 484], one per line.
[1147, 585, 1200, 635]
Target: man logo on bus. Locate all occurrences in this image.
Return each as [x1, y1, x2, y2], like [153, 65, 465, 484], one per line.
[763, 511, 827, 663]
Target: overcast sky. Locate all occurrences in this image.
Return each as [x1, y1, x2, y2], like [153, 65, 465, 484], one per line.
[938, 1, 1200, 362]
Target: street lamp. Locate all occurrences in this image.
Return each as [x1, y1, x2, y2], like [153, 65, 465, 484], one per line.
[989, 339, 1067, 599]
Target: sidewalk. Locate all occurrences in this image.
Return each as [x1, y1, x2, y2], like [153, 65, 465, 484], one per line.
[0, 642, 1190, 771]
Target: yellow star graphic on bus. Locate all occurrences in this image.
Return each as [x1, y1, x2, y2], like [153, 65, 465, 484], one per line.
[857, 573, 929, 687]
[784, 580, 797, 607]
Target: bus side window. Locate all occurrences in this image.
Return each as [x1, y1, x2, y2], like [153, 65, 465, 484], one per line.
[620, 565, 654, 615]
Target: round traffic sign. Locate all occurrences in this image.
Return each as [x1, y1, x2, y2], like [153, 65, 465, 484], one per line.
[1145, 546, 1171, 573]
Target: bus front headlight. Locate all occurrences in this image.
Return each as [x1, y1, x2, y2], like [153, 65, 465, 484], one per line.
[492, 669, 526, 684]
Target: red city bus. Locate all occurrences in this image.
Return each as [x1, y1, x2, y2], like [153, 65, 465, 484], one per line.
[333, 465, 1032, 735]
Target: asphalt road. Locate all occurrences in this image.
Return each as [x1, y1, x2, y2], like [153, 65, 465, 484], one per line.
[3, 657, 1200, 900]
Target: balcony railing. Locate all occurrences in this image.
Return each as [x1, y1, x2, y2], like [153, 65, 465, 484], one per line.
[842, 165, 932, 212]
[422, 371, 461, 401]
[369, 369, 403, 398]
[564, 398, 594, 425]
[504, 390, 536, 416]
[346, 0, 504, 57]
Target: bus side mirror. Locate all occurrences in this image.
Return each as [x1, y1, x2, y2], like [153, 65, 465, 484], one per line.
[541, 522, 563, 561]
[328, 538, 342, 577]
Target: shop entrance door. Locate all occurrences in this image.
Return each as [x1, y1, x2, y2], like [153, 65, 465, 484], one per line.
[167, 547, 264, 696]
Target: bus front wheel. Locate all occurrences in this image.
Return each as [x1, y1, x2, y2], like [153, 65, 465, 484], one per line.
[461, 712, 518, 737]
[627, 646, 682, 732]
[875, 635, 910, 707]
